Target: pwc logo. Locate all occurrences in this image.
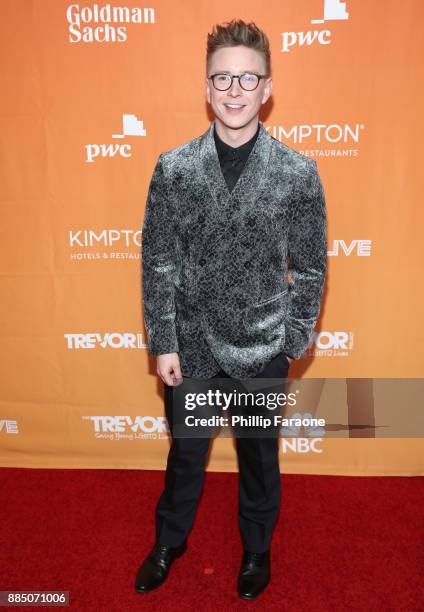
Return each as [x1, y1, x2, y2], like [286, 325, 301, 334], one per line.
[281, 0, 349, 53]
[85, 114, 147, 163]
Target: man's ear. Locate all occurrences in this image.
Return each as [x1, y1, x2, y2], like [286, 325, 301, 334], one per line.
[205, 77, 211, 104]
[262, 77, 272, 104]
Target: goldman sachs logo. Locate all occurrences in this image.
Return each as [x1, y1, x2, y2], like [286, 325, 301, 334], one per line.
[66, 4, 156, 43]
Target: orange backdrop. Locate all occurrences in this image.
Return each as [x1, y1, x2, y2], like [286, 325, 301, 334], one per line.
[0, 0, 423, 474]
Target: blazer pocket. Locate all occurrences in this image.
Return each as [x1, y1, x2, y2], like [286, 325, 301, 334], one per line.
[243, 289, 288, 335]
[255, 288, 288, 307]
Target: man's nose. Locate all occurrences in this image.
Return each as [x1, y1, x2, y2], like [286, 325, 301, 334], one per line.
[228, 77, 243, 95]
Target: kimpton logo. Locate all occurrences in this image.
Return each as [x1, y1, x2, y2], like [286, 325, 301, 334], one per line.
[69, 228, 142, 248]
[68, 227, 142, 261]
[266, 121, 364, 157]
[267, 123, 362, 144]
[281, 0, 349, 53]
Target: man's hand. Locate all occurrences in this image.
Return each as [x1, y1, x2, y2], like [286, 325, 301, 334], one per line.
[157, 353, 182, 386]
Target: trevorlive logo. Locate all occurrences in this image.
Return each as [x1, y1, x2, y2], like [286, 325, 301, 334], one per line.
[0, 419, 19, 434]
[328, 240, 371, 256]
[66, 4, 156, 43]
[83, 415, 169, 434]
[65, 333, 146, 349]
[281, 0, 349, 53]
[308, 331, 354, 355]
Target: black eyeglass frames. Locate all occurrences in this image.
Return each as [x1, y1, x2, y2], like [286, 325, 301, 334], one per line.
[208, 72, 268, 91]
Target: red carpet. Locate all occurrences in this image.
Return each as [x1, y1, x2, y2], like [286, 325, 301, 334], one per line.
[0, 468, 423, 611]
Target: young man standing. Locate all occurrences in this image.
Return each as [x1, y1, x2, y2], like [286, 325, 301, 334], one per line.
[136, 19, 327, 600]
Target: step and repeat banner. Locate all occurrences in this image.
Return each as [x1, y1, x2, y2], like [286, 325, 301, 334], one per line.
[1, 1, 423, 474]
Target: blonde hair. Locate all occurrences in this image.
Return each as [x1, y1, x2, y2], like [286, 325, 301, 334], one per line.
[206, 19, 271, 75]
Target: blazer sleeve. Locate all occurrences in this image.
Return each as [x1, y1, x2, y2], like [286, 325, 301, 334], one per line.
[141, 154, 179, 356]
[284, 159, 327, 359]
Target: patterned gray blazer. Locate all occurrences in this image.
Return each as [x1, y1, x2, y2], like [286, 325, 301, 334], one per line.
[141, 120, 327, 379]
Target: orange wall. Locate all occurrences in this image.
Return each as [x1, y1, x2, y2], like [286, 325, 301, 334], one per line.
[0, 0, 423, 473]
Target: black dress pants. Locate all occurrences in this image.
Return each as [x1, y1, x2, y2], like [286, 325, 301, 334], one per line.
[155, 351, 290, 553]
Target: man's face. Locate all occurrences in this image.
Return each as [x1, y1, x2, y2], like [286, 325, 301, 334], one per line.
[205, 45, 272, 131]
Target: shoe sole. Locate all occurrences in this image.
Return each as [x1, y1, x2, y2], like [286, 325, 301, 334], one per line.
[238, 590, 265, 601]
[135, 579, 168, 594]
[238, 577, 270, 600]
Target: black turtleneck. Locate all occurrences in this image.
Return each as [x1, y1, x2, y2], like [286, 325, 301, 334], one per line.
[213, 122, 260, 193]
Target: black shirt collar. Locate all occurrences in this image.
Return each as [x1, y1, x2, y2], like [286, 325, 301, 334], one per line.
[213, 122, 260, 160]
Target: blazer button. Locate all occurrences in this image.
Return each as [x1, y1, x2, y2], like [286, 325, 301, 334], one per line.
[199, 258, 206, 266]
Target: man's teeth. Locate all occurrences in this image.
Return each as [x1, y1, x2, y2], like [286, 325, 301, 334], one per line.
[226, 104, 244, 108]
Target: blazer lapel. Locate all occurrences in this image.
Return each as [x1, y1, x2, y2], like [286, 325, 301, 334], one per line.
[195, 119, 274, 260]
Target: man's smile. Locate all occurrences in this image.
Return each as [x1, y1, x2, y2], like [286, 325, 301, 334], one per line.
[224, 103, 246, 112]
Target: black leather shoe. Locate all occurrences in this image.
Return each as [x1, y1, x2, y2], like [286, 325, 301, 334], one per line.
[134, 541, 187, 593]
[237, 550, 271, 600]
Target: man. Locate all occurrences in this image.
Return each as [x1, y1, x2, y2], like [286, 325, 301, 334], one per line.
[135, 19, 327, 600]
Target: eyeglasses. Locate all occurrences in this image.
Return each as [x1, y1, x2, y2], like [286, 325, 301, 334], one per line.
[208, 72, 267, 91]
